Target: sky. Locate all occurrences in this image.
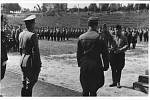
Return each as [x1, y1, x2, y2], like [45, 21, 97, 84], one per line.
[19, 3, 92, 10]
[19, 3, 130, 10]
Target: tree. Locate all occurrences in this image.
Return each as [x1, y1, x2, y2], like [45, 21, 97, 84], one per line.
[1, 15, 8, 26]
[84, 6, 88, 12]
[88, 3, 98, 12]
[146, 4, 149, 10]
[134, 4, 147, 10]
[125, 4, 134, 11]
[101, 4, 109, 11]
[70, 5, 78, 12]
[2, 3, 21, 13]
[41, 4, 47, 12]
[139, 4, 147, 10]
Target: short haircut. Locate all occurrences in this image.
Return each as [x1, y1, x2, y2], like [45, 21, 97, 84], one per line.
[88, 20, 98, 27]
[25, 19, 35, 25]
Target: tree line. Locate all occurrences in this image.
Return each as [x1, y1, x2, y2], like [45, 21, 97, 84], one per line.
[1, 3, 149, 14]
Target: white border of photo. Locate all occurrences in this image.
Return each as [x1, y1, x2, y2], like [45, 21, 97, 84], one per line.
[0, 0, 149, 100]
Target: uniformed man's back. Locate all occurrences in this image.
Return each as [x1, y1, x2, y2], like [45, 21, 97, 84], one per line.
[19, 29, 34, 54]
[77, 17, 109, 96]
[19, 15, 41, 97]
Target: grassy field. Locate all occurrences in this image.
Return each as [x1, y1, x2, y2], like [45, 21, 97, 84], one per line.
[6, 11, 149, 28]
[38, 39, 77, 56]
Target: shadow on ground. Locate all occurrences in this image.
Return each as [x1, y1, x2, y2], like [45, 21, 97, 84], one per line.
[0, 71, 81, 97]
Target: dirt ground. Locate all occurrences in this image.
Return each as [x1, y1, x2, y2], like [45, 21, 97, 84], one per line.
[6, 39, 148, 96]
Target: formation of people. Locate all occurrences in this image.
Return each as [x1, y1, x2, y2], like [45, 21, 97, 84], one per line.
[2, 22, 148, 53]
[99, 25, 149, 49]
[1, 14, 149, 97]
[1, 24, 22, 52]
[36, 27, 87, 41]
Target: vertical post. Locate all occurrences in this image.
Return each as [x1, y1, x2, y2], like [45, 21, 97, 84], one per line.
[78, 4, 80, 28]
[78, 4, 79, 15]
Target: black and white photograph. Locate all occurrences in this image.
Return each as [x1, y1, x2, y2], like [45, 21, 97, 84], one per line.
[0, 0, 149, 97]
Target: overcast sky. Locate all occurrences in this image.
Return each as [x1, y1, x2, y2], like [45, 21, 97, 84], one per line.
[19, 3, 93, 10]
[19, 3, 130, 10]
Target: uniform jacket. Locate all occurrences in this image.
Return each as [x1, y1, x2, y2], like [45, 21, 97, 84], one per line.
[110, 34, 128, 53]
[132, 31, 138, 43]
[77, 30, 109, 70]
[1, 31, 8, 63]
[15, 28, 22, 43]
[101, 30, 112, 48]
[19, 29, 41, 69]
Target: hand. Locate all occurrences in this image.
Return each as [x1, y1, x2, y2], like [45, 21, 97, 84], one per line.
[2, 61, 7, 66]
[114, 49, 121, 54]
[103, 67, 109, 71]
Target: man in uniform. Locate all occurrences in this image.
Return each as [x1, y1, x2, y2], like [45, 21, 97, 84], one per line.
[19, 15, 42, 96]
[143, 28, 148, 42]
[101, 24, 112, 48]
[11, 26, 17, 51]
[51, 28, 54, 41]
[15, 25, 22, 52]
[126, 28, 132, 50]
[47, 27, 51, 41]
[1, 15, 8, 80]
[139, 28, 143, 42]
[66, 28, 69, 40]
[62, 28, 66, 41]
[77, 17, 109, 96]
[109, 25, 128, 88]
[56, 28, 60, 41]
[131, 29, 138, 49]
[53, 27, 57, 41]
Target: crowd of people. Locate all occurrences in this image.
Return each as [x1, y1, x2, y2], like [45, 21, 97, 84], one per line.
[2, 22, 149, 53]
[36, 27, 87, 41]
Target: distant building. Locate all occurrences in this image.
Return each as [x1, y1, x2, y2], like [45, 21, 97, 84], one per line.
[109, 4, 122, 11]
[43, 3, 67, 12]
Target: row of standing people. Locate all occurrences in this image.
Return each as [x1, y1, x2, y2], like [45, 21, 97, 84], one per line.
[36, 27, 87, 41]
[122, 27, 149, 49]
[100, 26, 149, 50]
[2, 18, 148, 56]
[1, 24, 22, 52]
[36, 26, 149, 46]
[2, 23, 148, 53]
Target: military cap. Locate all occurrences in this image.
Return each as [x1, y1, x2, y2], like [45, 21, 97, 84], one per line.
[24, 15, 36, 22]
[88, 17, 99, 22]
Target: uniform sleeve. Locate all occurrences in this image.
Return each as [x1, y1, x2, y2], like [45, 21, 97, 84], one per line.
[77, 39, 83, 67]
[101, 40, 109, 70]
[31, 34, 42, 67]
[1, 39, 8, 62]
[119, 36, 128, 52]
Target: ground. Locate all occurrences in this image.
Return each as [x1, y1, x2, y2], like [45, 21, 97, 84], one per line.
[4, 38, 148, 96]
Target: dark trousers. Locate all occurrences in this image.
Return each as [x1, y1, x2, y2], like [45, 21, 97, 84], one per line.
[111, 68, 122, 83]
[80, 60, 104, 96]
[1, 64, 6, 80]
[139, 36, 142, 42]
[128, 42, 131, 49]
[132, 43, 136, 49]
[110, 52, 125, 84]
[21, 67, 40, 97]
